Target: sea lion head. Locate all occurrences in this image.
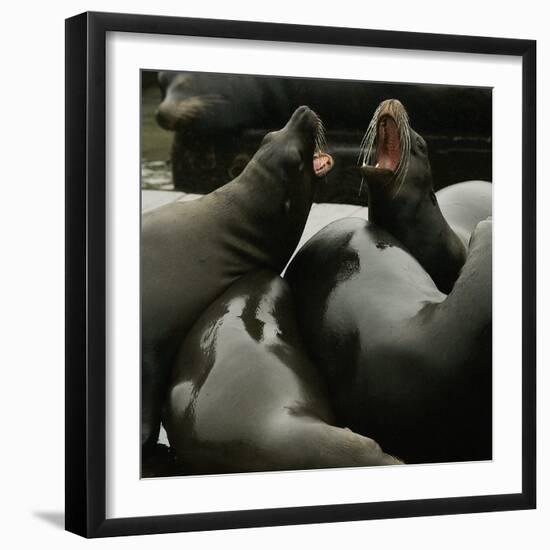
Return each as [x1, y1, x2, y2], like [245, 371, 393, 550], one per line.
[358, 99, 434, 216]
[237, 106, 334, 267]
[248, 105, 334, 181]
[358, 99, 468, 294]
[155, 71, 228, 132]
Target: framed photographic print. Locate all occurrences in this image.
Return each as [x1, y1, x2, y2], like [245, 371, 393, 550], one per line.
[65, 11, 536, 538]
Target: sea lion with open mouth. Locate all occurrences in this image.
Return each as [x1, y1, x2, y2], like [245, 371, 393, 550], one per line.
[285, 216, 492, 464]
[358, 99, 491, 293]
[164, 271, 400, 474]
[141, 106, 333, 462]
[156, 71, 335, 194]
[156, 71, 292, 194]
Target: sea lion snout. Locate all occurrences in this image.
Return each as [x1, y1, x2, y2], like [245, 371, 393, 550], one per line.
[375, 99, 407, 125]
[359, 98, 435, 200]
[156, 72, 227, 132]
[283, 106, 334, 177]
[155, 96, 216, 132]
[155, 103, 176, 130]
[285, 105, 324, 140]
[358, 164, 394, 187]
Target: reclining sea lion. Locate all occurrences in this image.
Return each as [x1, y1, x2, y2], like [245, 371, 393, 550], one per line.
[164, 271, 400, 474]
[285, 217, 492, 464]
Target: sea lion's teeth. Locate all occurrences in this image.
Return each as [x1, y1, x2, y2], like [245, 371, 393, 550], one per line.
[375, 163, 380, 168]
[313, 152, 334, 176]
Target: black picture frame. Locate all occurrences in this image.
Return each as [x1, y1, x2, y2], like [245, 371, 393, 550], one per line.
[65, 11, 536, 538]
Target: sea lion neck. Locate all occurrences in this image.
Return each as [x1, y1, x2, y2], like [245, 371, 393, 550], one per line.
[208, 162, 314, 273]
[368, 184, 466, 294]
[359, 99, 473, 292]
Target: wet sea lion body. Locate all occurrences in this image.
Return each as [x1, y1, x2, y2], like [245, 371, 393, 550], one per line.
[141, 106, 332, 457]
[359, 99, 491, 293]
[437, 180, 492, 246]
[282, 100, 493, 464]
[285, 217, 492, 464]
[164, 271, 400, 474]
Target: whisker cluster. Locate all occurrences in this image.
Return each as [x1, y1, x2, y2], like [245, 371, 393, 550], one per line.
[357, 100, 412, 199]
[313, 110, 327, 154]
[173, 95, 227, 123]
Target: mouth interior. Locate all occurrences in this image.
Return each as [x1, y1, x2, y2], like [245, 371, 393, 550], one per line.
[289, 108, 334, 177]
[375, 115, 400, 172]
[313, 152, 334, 177]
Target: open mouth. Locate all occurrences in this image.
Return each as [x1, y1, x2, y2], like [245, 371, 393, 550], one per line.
[358, 99, 412, 197]
[375, 115, 400, 173]
[311, 110, 334, 177]
[313, 151, 334, 177]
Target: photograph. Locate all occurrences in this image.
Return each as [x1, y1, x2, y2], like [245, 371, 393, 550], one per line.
[63, 10, 536, 537]
[1, 1, 543, 546]
[140, 70, 493, 478]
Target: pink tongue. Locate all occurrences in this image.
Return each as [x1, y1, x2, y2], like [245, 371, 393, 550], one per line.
[377, 117, 400, 171]
[313, 152, 334, 177]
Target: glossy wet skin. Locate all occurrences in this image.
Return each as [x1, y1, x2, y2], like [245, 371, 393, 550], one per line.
[285, 217, 492, 464]
[141, 107, 328, 458]
[164, 271, 400, 474]
[437, 180, 493, 246]
[360, 99, 468, 294]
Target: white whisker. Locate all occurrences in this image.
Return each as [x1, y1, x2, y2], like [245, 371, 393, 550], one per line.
[357, 99, 412, 199]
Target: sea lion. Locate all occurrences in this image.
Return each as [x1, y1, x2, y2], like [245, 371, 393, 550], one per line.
[156, 71, 290, 134]
[156, 71, 492, 139]
[164, 270, 400, 474]
[153, 72, 490, 202]
[285, 217, 492, 464]
[156, 71, 335, 195]
[141, 106, 333, 459]
[358, 99, 491, 293]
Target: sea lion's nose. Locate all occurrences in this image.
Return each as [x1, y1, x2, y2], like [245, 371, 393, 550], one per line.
[155, 103, 175, 130]
[291, 105, 312, 122]
[288, 105, 316, 132]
